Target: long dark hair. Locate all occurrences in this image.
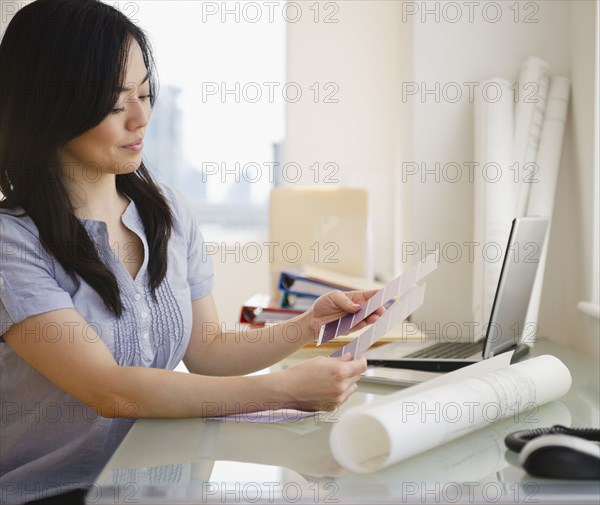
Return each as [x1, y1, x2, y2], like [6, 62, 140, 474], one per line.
[0, 0, 173, 317]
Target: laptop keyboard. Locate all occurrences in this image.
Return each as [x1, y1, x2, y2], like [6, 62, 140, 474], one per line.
[404, 341, 483, 359]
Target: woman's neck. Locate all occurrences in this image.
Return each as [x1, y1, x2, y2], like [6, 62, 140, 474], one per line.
[61, 172, 129, 223]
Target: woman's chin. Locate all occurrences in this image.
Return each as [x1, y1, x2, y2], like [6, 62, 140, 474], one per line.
[113, 158, 142, 175]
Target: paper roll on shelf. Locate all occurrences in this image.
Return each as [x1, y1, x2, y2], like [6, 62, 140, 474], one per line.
[329, 354, 572, 473]
[526, 77, 571, 217]
[525, 76, 571, 334]
[513, 57, 551, 217]
[472, 78, 516, 335]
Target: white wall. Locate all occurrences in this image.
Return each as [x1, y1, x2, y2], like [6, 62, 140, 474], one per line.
[210, 238, 271, 326]
[283, 0, 403, 282]
[286, 1, 599, 356]
[541, 0, 599, 356]
[400, 0, 568, 333]
[399, 0, 598, 355]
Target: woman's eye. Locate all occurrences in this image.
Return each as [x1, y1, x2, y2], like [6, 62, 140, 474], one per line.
[111, 94, 153, 113]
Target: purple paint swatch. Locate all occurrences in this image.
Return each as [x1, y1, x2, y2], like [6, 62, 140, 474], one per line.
[317, 254, 437, 345]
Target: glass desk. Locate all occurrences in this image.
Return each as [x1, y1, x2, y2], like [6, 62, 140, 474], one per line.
[86, 339, 599, 504]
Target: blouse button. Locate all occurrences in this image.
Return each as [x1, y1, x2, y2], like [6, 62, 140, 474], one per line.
[143, 332, 149, 341]
[141, 312, 148, 319]
[134, 293, 142, 301]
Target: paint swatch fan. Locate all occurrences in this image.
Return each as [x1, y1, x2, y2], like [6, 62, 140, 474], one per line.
[316, 253, 438, 359]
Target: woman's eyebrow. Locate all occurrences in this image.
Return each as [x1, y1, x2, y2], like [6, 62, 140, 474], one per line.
[117, 72, 150, 92]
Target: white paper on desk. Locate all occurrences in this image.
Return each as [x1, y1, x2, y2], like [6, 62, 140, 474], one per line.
[210, 409, 318, 423]
[329, 354, 572, 473]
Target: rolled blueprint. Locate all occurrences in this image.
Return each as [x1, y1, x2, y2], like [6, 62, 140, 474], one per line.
[343, 400, 571, 485]
[525, 76, 571, 336]
[329, 354, 572, 473]
[472, 78, 517, 334]
[513, 56, 551, 217]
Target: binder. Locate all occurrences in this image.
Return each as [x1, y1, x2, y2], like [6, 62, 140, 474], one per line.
[239, 293, 302, 326]
[278, 271, 351, 298]
[279, 292, 317, 311]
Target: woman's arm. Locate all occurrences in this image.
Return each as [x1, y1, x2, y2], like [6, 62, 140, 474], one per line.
[4, 307, 366, 418]
[183, 290, 383, 376]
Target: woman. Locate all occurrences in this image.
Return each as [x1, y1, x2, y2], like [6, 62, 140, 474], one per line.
[0, 0, 382, 502]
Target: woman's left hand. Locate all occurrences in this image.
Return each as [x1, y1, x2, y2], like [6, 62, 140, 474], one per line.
[308, 289, 386, 338]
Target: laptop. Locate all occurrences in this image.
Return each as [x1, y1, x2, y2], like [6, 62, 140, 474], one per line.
[363, 217, 549, 378]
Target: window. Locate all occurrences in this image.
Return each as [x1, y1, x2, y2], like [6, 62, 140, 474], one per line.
[111, 1, 286, 238]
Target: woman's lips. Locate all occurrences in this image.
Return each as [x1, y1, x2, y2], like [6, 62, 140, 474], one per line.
[122, 140, 143, 151]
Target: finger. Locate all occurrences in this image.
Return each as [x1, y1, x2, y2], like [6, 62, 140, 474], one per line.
[329, 290, 361, 313]
[349, 288, 378, 298]
[339, 382, 359, 404]
[362, 289, 380, 300]
[351, 356, 368, 374]
[343, 355, 367, 376]
[364, 314, 380, 324]
[373, 306, 386, 316]
[352, 321, 367, 331]
[333, 352, 353, 362]
[349, 312, 380, 329]
[345, 289, 379, 304]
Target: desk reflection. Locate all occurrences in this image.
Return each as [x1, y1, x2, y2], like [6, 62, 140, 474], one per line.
[94, 399, 572, 503]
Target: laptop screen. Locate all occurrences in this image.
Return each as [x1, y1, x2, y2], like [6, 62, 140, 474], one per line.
[482, 217, 549, 358]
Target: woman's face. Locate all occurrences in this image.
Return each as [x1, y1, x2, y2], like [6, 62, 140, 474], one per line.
[57, 39, 152, 176]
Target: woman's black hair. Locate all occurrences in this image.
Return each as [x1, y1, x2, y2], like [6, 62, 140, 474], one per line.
[0, 0, 173, 317]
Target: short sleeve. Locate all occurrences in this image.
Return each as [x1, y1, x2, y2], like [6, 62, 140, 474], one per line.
[159, 184, 214, 300]
[186, 208, 214, 300]
[0, 214, 75, 336]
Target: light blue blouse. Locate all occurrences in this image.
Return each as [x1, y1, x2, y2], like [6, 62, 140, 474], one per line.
[0, 182, 213, 504]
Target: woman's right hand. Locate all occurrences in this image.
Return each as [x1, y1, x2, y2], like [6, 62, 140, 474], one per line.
[274, 353, 367, 412]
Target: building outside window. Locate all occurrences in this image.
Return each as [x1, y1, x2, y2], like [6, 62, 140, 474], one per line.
[110, 0, 286, 240]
